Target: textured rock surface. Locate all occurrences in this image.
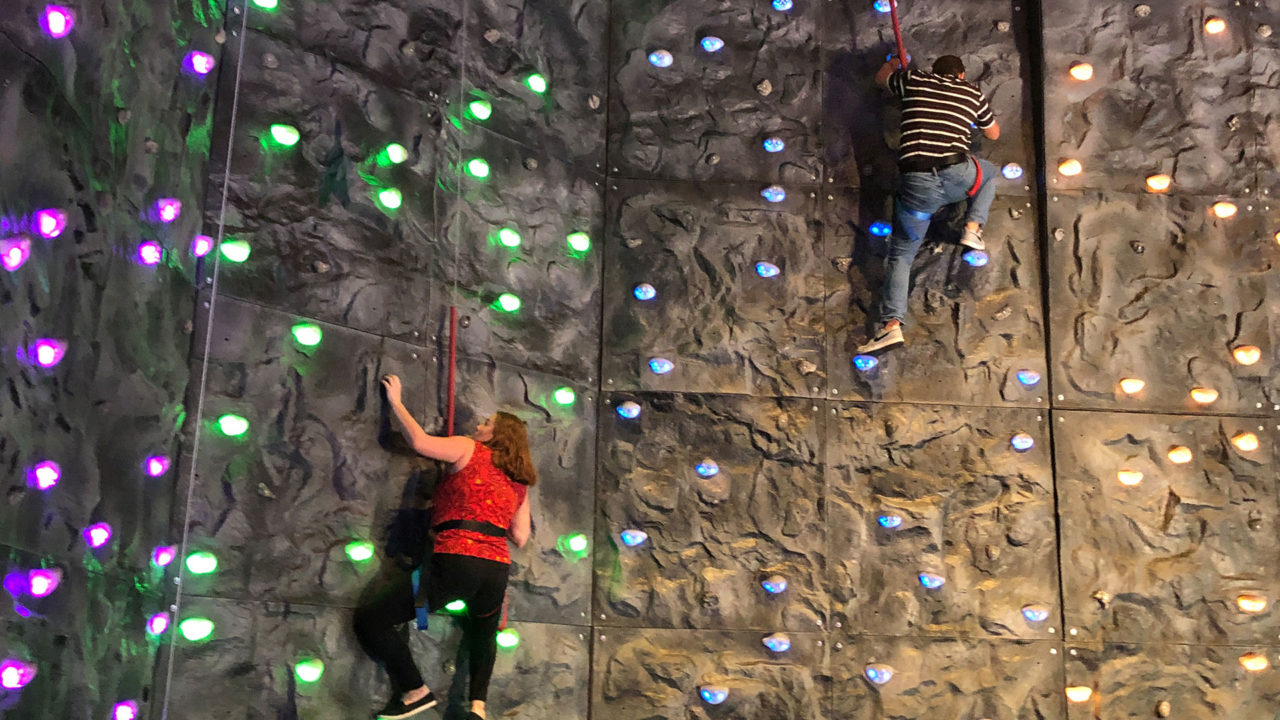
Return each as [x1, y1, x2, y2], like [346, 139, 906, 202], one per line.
[602, 181, 825, 397]
[1048, 192, 1279, 416]
[1062, 642, 1280, 719]
[1043, 0, 1257, 196]
[827, 403, 1057, 640]
[831, 635, 1065, 720]
[596, 393, 825, 631]
[1056, 410, 1280, 646]
[159, 595, 589, 720]
[0, 0, 217, 715]
[593, 628, 828, 720]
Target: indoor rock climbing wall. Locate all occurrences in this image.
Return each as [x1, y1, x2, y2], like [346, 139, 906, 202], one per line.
[0, 0, 220, 716]
[1, 0, 1278, 719]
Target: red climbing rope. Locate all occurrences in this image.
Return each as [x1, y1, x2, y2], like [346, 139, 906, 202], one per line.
[445, 306, 457, 435]
[888, 0, 909, 69]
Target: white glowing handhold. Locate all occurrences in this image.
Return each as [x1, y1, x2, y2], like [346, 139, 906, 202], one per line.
[762, 633, 791, 652]
[864, 663, 894, 685]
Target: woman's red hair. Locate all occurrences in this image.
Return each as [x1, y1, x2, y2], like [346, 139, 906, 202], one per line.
[486, 412, 537, 486]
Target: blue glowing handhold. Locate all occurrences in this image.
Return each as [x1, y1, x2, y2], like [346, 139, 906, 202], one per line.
[762, 633, 792, 653]
[1021, 605, 1050, 622]
[853, 355, 879, 372]
[963, 250, 989, 267]
[877, 514, 903, 529]
[633, 283, 657, 301]
[616, 401, 642, 419]
[1002, 163, 1024, 179]
[772, 0, 793, 10]
[763, 137, 785, 153]
[874, 0, 892, 12]
[1016, 369, 1042, 387]
[864, 664, 895, 685]
[649, 358, 674, 375]
[700, 36, 725, 53]
[755, 262, 780, 278]
[762, 575, 788, 594]
[700, 687, 729, 705]
[869, 220, 892, 237]
[761, 185, 786, 203]
[918, 572, 945, 589]
[1011, 433, 1035, 451]
[620, 529, 648, 547]
[648, 50, 674, 68]
[695, 459, 720, 478]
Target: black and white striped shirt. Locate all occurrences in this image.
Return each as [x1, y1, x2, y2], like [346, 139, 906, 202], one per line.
[888, 70, 995, 171]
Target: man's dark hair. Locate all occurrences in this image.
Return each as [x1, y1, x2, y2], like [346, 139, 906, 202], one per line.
[932, 55, 965, 77]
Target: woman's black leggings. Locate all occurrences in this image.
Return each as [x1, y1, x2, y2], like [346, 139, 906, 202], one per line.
[353, 553, 510, 702]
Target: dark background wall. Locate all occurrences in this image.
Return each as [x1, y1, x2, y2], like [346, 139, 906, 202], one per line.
[1, 0, 1277, 719]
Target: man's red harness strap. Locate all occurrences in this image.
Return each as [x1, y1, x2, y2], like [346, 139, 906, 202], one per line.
[968, 156, 983, 198]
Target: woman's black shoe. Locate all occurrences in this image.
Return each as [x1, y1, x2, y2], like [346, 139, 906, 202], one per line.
[375, 691, 438, 719]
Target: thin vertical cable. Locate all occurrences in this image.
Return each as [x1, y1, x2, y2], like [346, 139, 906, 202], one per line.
[159, 3, 251, 717]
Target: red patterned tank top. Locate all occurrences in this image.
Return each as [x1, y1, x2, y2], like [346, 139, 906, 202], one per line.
[432, 441, 527, 564]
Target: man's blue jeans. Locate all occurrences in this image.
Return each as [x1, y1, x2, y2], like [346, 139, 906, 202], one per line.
[878, 157, 997, 326]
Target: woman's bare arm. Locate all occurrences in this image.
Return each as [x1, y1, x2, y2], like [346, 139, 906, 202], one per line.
[508, 497, 532, 548]
[381, 375, 471, 464]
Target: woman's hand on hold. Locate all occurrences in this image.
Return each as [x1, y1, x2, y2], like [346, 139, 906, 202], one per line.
[381, 374, 403, 405]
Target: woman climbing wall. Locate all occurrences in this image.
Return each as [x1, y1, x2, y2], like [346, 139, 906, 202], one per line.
[354, 374, 535, 720]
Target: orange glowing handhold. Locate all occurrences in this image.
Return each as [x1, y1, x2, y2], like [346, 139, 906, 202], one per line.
[1068, 62, 1094, 81]
[1145, 174, 1172, 192]
[1117, 470, 1144, 486]
[1058, 159, 1083, 176]
[1212, 201, 1238, 219]
[1240, 653, 1270, 672]
[1119, 378, 1146, 395]
[1065, 686, 1093, 703]
[1204, 17, 1227, 34]
[1168, 446, 1193, 464]
[1232, 433, 1260, 453]
[1237, 594, 1269, 613]
[1190, 387, 1219, 404]
[1232, 346, 1261, 366]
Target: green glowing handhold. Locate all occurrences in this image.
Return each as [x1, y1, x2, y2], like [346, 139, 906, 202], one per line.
[498, 228, 522, 248]
[466, 158, 491, 179]
[567, 231, 591, 253]
[496, 628, 520, 649]
[384, 143, 408, 164]
[525, 74, 548, 94]
[495, 293, 521, 313]
[252, 0, 279, 10]
[291, 323, 323, 347]
[185, 551, 218, 575]
[219, 239, 251, 263]
[468, 100, 493, 121]
[444, 600, 466, 613]
[295, 658, 325, 683]
[567, 533, 589, 553]
[270, 124, 300, 146]
[217, 414, 249, 437]
[553, 387, 576, 406]
[179, 617, 215, 642]
[378, 188, 403, 209]
[344, 541, 374, 562]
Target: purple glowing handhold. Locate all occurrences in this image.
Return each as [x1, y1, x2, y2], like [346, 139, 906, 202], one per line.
[30, 339, 67, 368]
[1, 237, 31, 271]
[155, 199, 182, 223]
[83, 523, 112, 549]
[34, 209, 67, 238]
[41, 5, 75, 38]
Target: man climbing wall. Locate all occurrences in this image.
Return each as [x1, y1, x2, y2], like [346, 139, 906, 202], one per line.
[857, 54, 1000, 355]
